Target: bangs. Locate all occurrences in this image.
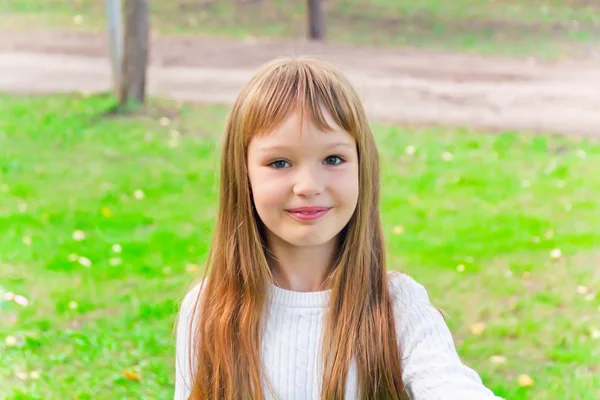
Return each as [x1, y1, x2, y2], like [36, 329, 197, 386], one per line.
[237, 58, 362, 143]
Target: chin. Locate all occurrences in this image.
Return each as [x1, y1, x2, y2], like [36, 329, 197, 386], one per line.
[283, 232, 336, 248]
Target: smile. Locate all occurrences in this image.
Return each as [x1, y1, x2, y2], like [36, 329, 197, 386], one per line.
[285, 207, 331, 221]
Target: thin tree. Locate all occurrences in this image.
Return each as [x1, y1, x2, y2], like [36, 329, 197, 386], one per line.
[119, 0, 149, 109]
[307, 0, 325, 40]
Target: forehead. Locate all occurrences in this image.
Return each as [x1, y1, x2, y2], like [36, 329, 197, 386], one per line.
[250, 110, 355, 149]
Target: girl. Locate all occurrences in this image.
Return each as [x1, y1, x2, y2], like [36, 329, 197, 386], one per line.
[175, 57, 503, 400]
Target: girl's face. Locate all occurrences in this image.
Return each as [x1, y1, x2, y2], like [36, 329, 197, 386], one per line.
[247, 110, 359, 249]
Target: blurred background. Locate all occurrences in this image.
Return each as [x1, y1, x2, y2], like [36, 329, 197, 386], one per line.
[1, 1, 599, 399]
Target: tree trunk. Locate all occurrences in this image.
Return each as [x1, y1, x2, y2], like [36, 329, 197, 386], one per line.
[119, 0, 149, 107]
[307, 0, 325, 40]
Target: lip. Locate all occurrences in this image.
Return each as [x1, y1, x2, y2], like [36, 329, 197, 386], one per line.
[286, 207, 331, 221]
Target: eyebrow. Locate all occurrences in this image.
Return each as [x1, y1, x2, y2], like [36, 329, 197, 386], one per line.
[258, 142, 355, 153]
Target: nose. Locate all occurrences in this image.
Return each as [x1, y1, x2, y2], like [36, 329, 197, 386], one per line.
[292, 165, 324, 198]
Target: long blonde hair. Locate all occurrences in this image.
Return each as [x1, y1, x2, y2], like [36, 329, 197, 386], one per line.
[187, 57, 408, 399]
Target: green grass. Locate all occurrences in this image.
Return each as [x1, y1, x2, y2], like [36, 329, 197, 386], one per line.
[2, 0, 599, 58]
[1, 93, 599, 399]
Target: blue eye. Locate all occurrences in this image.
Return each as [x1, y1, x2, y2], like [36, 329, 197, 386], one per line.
[324, 156, 343, 165]
[269, 160, 291, 169]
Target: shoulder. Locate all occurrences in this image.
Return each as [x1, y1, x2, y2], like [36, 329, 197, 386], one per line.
[178, 279, 207, 321]
[386, 270, 432, 311]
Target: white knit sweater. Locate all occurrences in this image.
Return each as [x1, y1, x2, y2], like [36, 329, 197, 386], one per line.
[174, 272, 503, 399]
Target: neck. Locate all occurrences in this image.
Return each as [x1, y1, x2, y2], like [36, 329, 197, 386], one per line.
[267, 235, 339, 292]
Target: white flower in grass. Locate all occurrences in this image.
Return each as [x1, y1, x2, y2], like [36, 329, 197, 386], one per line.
[576, 149, 587, 159]
[68, 301, 79, 310]
[591, 329, 600, 339]
[489, 355, 506, 364]
[133, 189, 145, 200]
[5, 336, 17, 347]
[112, 244, 122, 253]
[167, 137, 179, 148]
[441, 151, 453, 161]
[78, 256, 92, 268]
[72, 230, 86, 241]
[456, 264, 465, 273]
[14, 295, 28, 306]
[392, 225, 405, 235]
[22, 236, 32, 246]
[109, 257, 122, 267]
[550, 248, 562, 260]
[3, 292, 14, 301]
[405, 145, 416, 156]
[15, 371, 28, 380]
[585, 293, 595, 302]
[30, 371, 40, 380]
[576, 285, 589, 295]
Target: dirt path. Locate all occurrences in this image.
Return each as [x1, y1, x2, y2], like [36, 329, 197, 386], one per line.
[1, 29, 600, 136]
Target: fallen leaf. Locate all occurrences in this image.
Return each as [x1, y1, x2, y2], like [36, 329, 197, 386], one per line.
[186, 264, 199, 273]
[123, 371, 141, 381]
[518, 374, 534, 387]
[469, 322, 486, 335]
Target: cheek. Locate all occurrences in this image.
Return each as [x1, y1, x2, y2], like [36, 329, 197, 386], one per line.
[249, 173, 287, 212]
[334, 169, 359, 207]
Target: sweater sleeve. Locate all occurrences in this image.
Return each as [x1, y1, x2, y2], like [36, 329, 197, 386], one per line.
[389, 273, 504, 400]
[174, 282, 204, 400]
